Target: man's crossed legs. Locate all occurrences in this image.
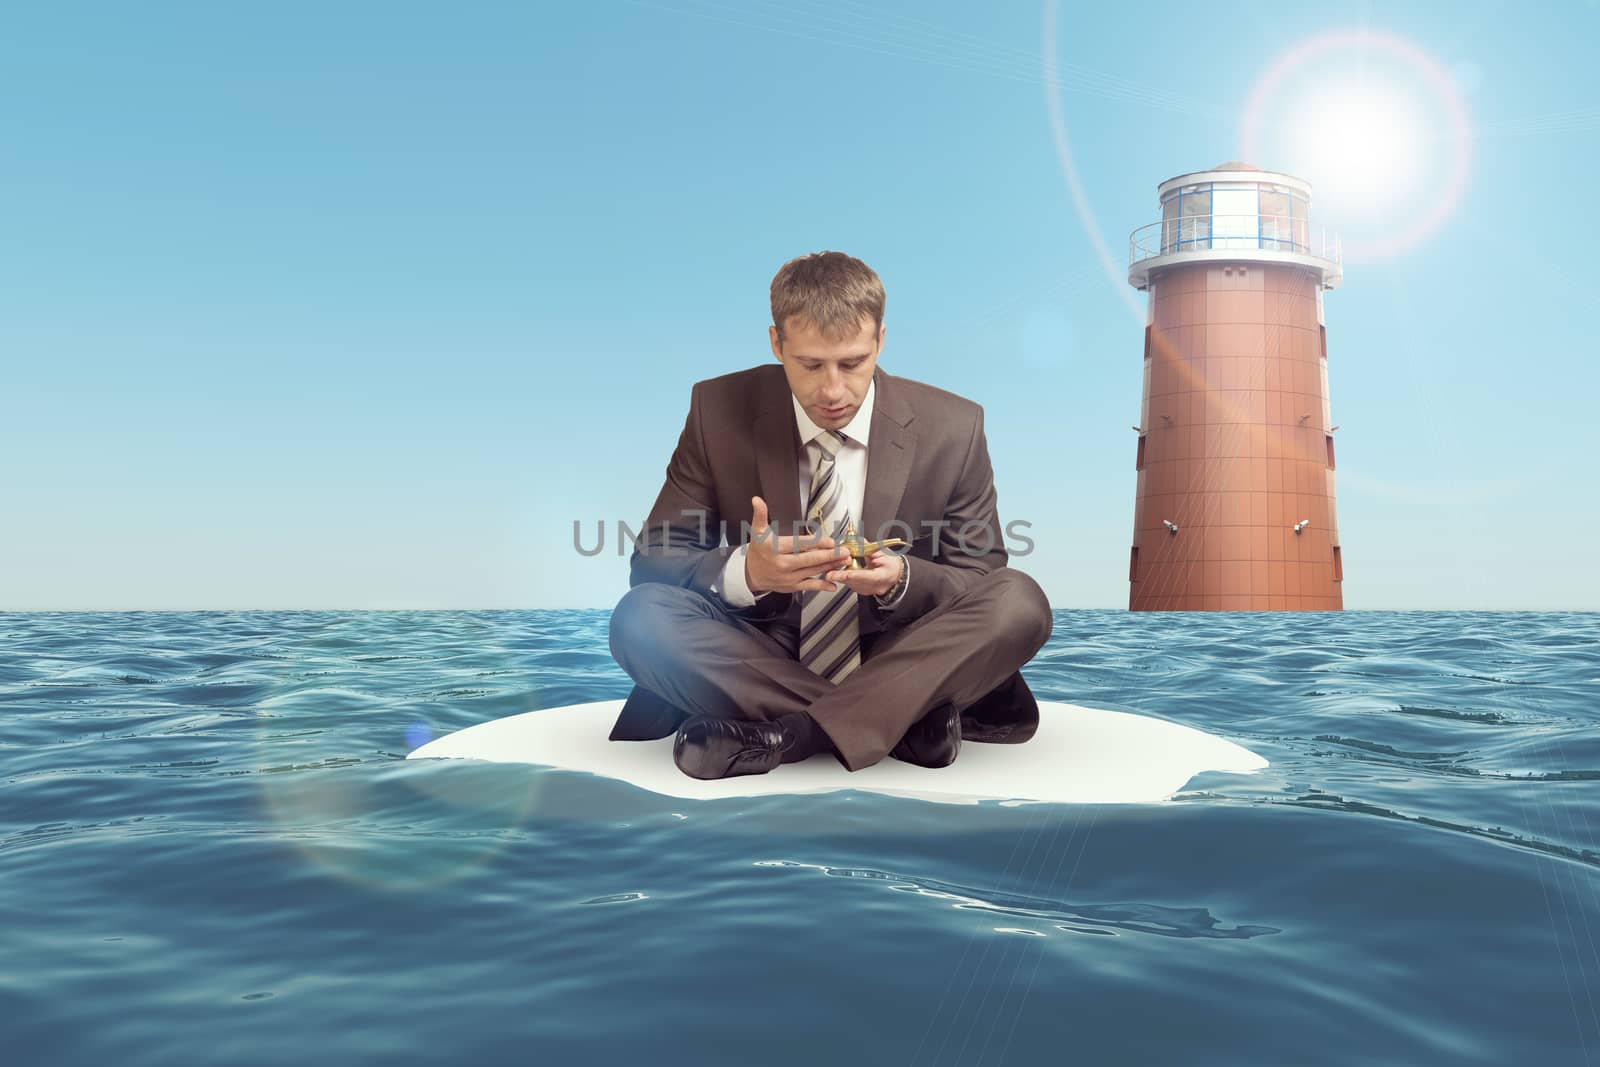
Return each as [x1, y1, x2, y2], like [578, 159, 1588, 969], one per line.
[608, 567, 1052, 772]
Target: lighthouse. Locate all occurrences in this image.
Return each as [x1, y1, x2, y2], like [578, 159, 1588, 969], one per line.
[1126, 162, 1344, 611]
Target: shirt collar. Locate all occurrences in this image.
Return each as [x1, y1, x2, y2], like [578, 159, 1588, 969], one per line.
[791, 375, 874, 447]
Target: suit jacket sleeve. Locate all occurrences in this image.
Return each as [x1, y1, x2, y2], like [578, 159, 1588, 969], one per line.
[628, 381, 791, 622]
[874, 404, 1008, 625]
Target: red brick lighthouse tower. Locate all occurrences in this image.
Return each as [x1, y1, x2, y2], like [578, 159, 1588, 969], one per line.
[1127, 162, 1344, 611]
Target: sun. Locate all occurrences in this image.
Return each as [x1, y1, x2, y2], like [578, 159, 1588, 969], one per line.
[1239, 28, 1473, 261]
[1294, 80, 1425, 210]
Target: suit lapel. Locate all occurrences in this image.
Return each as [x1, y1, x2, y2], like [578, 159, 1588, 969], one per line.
[753, 377, 803, 536]
[861, 367, 915, 543]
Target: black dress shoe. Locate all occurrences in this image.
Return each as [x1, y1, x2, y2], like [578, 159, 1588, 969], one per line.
[958, 717, 1028, 744]
[672, 715, 794, 780]
[889, 702, 961, 768]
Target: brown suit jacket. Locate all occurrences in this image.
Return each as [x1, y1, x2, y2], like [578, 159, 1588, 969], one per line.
[609, 362, 1039, 742]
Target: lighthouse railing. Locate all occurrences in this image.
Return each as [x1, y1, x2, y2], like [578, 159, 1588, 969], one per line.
[1129, 214, 1342, 266]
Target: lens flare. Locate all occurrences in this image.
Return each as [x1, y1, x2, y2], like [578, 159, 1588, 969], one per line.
[252, 612, 547, 892]
[1040, 0, 1145, 321]
[1239, 28, 1473, 262]
[1041, 14, 1472, 286]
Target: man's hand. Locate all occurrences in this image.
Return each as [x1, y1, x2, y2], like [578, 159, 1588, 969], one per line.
[744, 495, 853, 595]
[823, 549, 903, 598]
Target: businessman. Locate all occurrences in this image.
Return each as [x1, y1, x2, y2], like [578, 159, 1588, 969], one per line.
[608, 251, 1053, 779]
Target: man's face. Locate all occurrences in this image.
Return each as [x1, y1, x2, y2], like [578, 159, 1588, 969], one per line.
[769, 313, 884, 430]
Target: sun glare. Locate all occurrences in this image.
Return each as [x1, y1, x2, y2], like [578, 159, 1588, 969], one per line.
[1239, 28, 1473, 262]
[1295, 81, 1424, 210]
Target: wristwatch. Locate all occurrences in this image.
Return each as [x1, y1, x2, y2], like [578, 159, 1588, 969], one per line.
[874, 554, 910, 609]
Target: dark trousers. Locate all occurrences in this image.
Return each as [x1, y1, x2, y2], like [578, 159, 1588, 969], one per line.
[608, 567, 1052, 771]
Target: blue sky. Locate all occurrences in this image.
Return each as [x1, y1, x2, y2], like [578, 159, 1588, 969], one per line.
[2, 0, 1596, 610]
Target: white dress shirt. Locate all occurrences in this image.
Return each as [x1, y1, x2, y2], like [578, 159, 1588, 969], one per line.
[713, 376, 909, 609]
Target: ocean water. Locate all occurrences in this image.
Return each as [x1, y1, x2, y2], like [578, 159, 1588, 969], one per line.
[2, 608, 1597, 1066]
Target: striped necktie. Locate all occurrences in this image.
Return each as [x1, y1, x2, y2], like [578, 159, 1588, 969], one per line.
[799, 429, 861, 684]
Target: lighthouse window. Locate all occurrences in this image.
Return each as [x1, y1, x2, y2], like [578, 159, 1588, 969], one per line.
[1291, 194, 1309, 250]
[1161, 197, 1181, 253]
[1212, 187, 1259, 248]
[1260, 189, 1291, 249]
[1179, 186, 1211, 250]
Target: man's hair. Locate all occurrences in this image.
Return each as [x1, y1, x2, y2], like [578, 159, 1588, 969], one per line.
[770, 251, 886, 348]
